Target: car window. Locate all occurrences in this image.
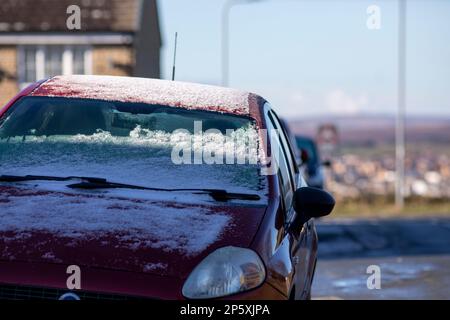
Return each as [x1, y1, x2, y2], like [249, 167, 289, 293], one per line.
[265, 108, 294, 213]
[268, 110, 297, 187]
[270, 111, 300, 174]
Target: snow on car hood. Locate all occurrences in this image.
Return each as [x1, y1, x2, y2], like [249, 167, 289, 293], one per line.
[0, 184, 267, 278]
[0, 186, 230, 255]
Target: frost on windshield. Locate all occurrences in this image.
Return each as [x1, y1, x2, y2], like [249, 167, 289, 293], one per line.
[0, 124, 267, 196]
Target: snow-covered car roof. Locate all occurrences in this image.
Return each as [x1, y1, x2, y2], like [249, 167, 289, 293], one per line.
[31, 75, 261, 116]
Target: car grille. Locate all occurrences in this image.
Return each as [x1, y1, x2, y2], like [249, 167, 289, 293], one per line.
[0, 283, 144, 300]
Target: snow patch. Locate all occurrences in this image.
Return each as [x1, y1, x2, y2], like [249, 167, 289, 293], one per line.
[0, 189, 232, 255]
[42, 252, 56, 259]
[32, 75, 252, 115]
[143, 263, 168, 272]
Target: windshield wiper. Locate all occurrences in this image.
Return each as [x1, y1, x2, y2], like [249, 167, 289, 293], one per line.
[0, 174, 260, 202]
[68, 181, 260, 202]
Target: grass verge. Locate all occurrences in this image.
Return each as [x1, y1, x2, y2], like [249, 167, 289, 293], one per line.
[331, 195, 450, 218]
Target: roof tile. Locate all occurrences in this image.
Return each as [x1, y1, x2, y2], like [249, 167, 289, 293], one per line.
[0, 0, 140, 32]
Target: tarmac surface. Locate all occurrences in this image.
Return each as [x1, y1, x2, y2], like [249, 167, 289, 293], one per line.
[312, 217, 450, 299]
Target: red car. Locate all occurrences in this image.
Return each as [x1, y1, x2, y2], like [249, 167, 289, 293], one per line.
[0, 76, 334, 300]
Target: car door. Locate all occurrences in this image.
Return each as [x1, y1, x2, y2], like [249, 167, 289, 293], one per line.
[265, 106, 310, 299]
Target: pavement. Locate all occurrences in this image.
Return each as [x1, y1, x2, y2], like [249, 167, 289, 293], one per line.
[312, 217, 450, 300]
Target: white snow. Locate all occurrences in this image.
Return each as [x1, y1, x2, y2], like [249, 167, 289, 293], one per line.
[143, 263, 168, 272]
[32, 75, 252, 115]
[42, 252, 56, 259]
[41, 252, 62, 262]
[0, 127, 268, 199]
[0, 188, 232, 256]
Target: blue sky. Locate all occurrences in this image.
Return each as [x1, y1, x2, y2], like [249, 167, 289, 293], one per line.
[158, 0, 450, 118]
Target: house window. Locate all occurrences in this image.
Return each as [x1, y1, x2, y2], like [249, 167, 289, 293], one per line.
[23, 47, 36, 83]
[44, 46, 63, 77]
[19, 45, 92, 88]
[73, 47, 86, 74]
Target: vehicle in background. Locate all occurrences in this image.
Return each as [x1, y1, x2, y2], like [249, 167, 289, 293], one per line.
[295, 135, 330, 189]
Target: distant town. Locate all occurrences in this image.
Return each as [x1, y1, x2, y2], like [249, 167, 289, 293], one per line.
[290, 114, 450, 200]
[326, 151, 449, 199]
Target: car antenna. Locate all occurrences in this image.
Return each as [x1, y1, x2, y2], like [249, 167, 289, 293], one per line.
[171, 32, 178, 81]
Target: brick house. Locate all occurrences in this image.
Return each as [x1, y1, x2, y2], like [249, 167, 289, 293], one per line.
[0, 0, 161, 106]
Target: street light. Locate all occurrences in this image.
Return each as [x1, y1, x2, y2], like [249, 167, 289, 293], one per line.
[396, 0, 407, 209]
[221, 0, 408, 210]
[221, 0, 263, 87]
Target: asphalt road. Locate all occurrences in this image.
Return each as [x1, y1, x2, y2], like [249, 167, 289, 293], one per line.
[312, 217, 450, 300]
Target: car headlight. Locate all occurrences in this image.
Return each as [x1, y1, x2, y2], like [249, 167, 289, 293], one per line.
[182, 246, 266, 299]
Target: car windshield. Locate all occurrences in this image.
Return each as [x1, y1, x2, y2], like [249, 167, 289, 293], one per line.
[296, 137, 319, 165]
[0, 97, 267, 199]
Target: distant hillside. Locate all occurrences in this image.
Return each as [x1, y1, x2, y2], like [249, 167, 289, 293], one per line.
[288, 114, 450, 147]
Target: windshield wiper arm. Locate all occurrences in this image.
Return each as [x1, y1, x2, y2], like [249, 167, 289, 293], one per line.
[67, 181, 261, 202]
[0, 174, 107, 183]
[0, 174, 260, 202]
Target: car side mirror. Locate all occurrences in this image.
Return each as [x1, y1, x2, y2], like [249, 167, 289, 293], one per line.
[290, 187, 335, 229]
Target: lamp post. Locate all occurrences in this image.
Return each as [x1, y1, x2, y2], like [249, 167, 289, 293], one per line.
[396, 0, 407, 209]
[221, 0, 263, 87]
